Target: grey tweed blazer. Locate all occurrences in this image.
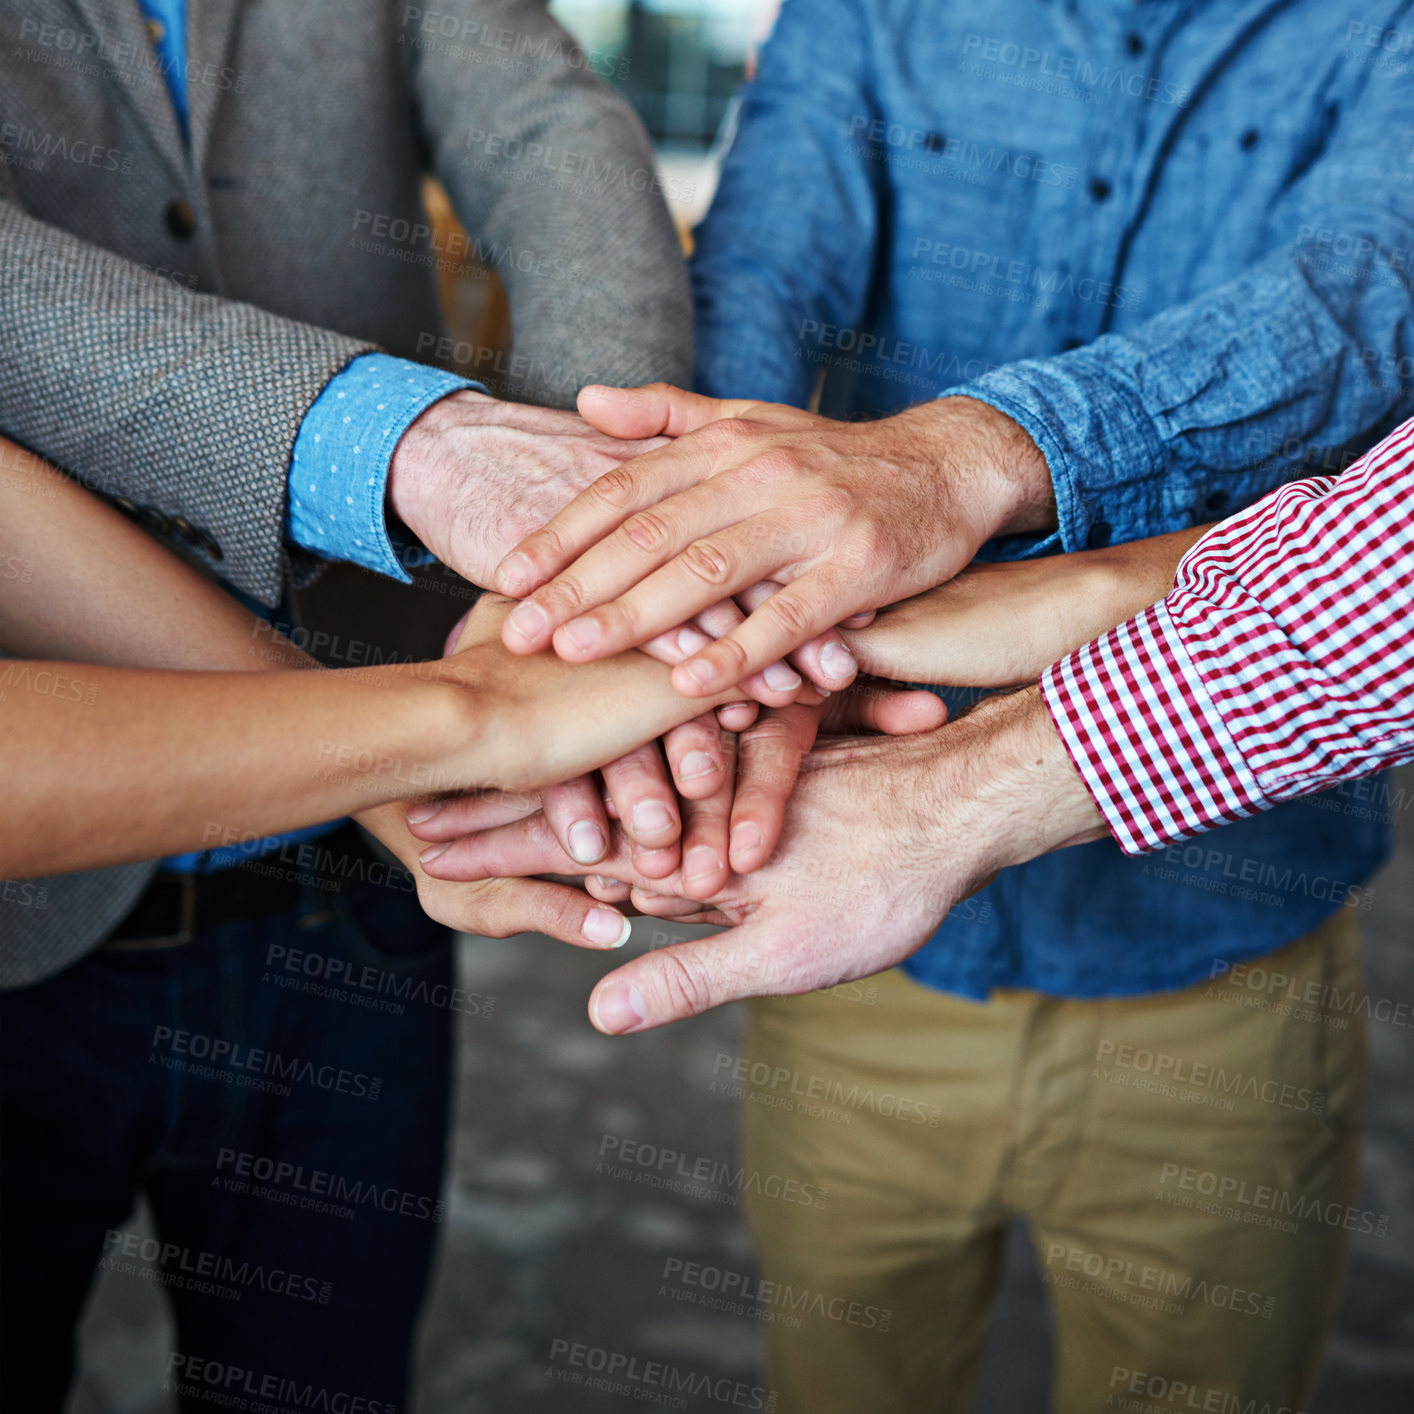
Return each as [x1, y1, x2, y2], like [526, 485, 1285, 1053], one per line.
[0, 0, 692, 987]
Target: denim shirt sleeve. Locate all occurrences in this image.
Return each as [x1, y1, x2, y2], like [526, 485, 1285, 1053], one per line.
[691, 0, 881, 405]
[286, 353, 480, 581]
[946, 57, 1414, 556]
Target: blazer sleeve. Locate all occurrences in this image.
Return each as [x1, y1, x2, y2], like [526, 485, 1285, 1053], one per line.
[0, 196, 375, 605]
[406, 0, 693, 405]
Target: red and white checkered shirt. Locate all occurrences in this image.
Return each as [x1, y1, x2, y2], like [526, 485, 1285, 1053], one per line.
[1041, 416, 1414, 855]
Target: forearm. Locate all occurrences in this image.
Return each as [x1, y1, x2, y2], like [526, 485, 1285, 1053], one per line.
[0, 663, 476, 877]
[0, 437, 304, 671]
[945, 687, 1107, 874]
[845, 523, 1209, 686]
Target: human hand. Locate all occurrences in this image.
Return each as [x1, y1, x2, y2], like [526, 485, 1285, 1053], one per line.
[356, 802, 639, 950]
[416, 686, 1106, 1030]
[843, 526, 1210, 687]
[386, 389, 816, 716]
[409, 677, 948, 899]
[491, 383, 1056, 695]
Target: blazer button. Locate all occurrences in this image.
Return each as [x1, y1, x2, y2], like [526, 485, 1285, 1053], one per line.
[165, 200, 197, 240]
[195, 528, 224, 561]
[169, 516, 200, 545]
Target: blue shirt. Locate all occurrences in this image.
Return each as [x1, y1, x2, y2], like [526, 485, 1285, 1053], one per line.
[693, 0, 1414, 998]
[135, 0, 476, 871]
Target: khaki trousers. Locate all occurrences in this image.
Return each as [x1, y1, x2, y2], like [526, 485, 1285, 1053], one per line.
[740, 911, 1367, 1414]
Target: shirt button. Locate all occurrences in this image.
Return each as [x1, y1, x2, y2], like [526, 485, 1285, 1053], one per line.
[1124, 32, 1144, 56]
[145, 18, 165, 43]
[1088, 177, 1113, 203]
[924, 132, 946, 152]
[165, 200, 197, 240]
[1204, 490, 1232, 514]
[1239, 128, 1261, 150]
[1087, 521, 1113, 549]
[170, 516, 200, 545]
[111, 494, 138, 517]
[1061, 336, 1084, 351]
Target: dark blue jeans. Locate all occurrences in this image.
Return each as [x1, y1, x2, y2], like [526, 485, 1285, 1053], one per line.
[0, 878, 452, 1411]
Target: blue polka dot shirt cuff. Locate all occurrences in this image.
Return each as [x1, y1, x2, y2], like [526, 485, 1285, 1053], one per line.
[286, 352, 483, 582]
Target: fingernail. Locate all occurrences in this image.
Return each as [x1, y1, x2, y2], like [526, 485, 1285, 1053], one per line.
[507, 600, 548, 642]
[582, 909, 632, 949]
[406, 800, 444, 825]
[631, 801, 675, 837]
[676, 625, 712, 655]
[496, 551, 536, 594]
[730, 823, 763, 860]
[562, 616, 603, 650]
[763, 661, 802, 692]
[679, 751, 718, 781]
[592, 980, 647, 1033]
[819, 641, 857, 683]
[419, 843, 449, 865]
[684, 846, 723, 883]
[682, 658, 717, 690]
[568, 820, 607, 865]
[591, 876, 624, 890]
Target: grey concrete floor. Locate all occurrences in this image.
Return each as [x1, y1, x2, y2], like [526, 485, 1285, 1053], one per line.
[71, 771, 1414, 1412]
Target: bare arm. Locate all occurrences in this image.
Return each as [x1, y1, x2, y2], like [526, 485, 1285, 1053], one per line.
[0, 439, 738, 878]
[841, 526, 1209, 687]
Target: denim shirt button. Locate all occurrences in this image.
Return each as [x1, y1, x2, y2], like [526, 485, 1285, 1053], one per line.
[1087, 521, 1113, 549]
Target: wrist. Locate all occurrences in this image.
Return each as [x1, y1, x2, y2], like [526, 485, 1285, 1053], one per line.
[933, 687, 1106, 877]
[354, 662, 491, 799]
[385, 389, 497, 535]
[933, 396, 1057, 540]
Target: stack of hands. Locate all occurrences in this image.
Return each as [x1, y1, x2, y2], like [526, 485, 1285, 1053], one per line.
[390, 383, 1202, 1036]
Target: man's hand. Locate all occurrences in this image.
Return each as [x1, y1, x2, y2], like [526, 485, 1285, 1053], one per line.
[416, 687, 1107, 1031]
[409, 680, 949, 893]
[387, 388, 837, 708]
[386, 389, 669, 587]
[843, 526, 1210, 687]
[491, 384, 1057, 695]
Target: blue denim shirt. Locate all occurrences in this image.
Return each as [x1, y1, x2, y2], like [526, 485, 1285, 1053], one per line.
[693, 0, 1414, 998]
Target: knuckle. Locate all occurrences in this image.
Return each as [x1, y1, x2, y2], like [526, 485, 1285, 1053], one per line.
[764, 591, 816, 639]
[703, 418, 750, 452]
[539, 576, 588, 618]
[706, 633, 752, 680]
[808, 484, 858, 526]
[589, 465, 643, 510]
[652, 950, 715, 1019]
[621, 509, 673, 556]
[681, 538, 736, 588]
[845, 517, 893, 576]
[538, 889, 581, 939]
[740, 446, 805, 489]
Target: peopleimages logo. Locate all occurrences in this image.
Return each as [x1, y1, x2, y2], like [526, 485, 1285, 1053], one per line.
[166, 1353, 389, 1411]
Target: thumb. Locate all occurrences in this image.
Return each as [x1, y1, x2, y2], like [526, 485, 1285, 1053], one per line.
[588, 919, 783, 1033]
[577, 382, 757, 440]
[822, 683, 948, 735]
